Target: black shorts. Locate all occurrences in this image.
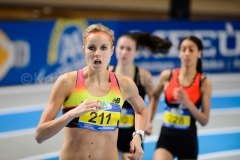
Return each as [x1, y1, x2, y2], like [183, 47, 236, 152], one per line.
[117, 129, 144, 153]
[156, 134, 198, 159]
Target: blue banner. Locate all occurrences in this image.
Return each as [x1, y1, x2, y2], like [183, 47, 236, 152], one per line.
[115, 21, 240, 75]
[0, 19, 240, 86]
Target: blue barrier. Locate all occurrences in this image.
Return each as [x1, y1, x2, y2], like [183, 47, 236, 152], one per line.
[0, 19, 240, 86]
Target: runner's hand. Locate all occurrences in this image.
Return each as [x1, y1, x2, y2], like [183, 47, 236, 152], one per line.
[173, 87, 190, 107]
[128, 135, 144, 160]
[145, 122, 152, 135]
[69, 99, 103, 117]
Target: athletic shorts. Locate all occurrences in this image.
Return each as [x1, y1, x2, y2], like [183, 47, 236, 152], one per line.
[156, 134, 198, 159]
[117, 130, 144, 153]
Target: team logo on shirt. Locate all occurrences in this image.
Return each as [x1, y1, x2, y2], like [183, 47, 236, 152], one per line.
[112, 97, 121, 104]
[99, 102, 112, 110]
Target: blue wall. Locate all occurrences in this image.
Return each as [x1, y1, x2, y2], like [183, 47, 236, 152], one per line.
[1, 19, 240, 86]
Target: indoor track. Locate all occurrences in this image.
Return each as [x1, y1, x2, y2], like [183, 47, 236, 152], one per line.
[0, 73, 240, 160]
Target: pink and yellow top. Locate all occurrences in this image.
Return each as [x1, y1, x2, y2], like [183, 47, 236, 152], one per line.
[62, 69, 124, 132]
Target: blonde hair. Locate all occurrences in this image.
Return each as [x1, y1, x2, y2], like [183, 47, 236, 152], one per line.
[82, 24, 115, 44]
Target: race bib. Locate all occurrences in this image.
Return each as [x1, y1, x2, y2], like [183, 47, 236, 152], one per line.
[119, 108, 134, 128]
[78, 102, 121, 132]
[163, 106, 190, 129]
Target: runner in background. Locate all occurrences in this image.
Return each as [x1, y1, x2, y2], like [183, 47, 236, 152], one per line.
[109, 32, 172, 160]
[146, 36, 212, 160]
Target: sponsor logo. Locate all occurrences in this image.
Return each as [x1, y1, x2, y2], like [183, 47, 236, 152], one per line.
[37, 19, 88, 83]
[112, 97, 121, 104]
[99, 102, 112, 110]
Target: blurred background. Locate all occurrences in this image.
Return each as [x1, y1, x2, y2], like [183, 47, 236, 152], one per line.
[0, 0, 240, 159]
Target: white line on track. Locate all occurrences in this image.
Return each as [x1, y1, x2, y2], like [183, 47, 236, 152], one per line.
[1, 102, 240, 116]
[0, 84, 53, 95]
[198, 126, 240, 136]
[0, 128, 35, 139]
[0, 103, 46, 115]
[19, 147, 240, 160]
[154, 107, 240, 120]
[198, 149, 240, 160]
[145, 126, 240, 142]
[19, 151, 60, 160]
[1, 126, 240, 140]
[144, 90, 240, 102]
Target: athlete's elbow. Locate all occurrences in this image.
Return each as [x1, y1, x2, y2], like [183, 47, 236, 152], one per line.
[35, 131, 44, 144]
[36, 138, 43, 144]
[35, 135, 43, 144]
[200, 119, 209, 126]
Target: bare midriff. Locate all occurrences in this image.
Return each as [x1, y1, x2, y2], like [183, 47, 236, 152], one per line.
[60, 127, 119, 160]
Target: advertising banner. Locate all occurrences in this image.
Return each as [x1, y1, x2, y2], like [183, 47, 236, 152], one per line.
[0, 19, 240, 86]
[119, 21, 240, 75]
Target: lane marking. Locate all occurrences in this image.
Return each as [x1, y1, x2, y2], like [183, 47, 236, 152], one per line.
[19, 148, 240, 160]
[145, 126, 240, 142]
[211, 90, 240, 97]
[154, 108, 240, 120]
[19, 151, 60, 160]
[1, 98, 240, 116]
[0, 108, 239, 137]
[208, 107, 240, 116]
[0, 104, 46, 115]
[144, 90, 240, 102]
[198, 126, 240, 136]
[1, 126, 240, 140]
[198, 149, 240, 160]
[0, 128, 35, 139]
[0, 77, 239, 96]
[0, 84, 53, 95]
[145, 135, 159, 143]
[152, 74, 240, 83]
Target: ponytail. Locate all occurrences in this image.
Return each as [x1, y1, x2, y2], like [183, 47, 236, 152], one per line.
[196, 58, 202, 73]
[120, 32, 172, 54]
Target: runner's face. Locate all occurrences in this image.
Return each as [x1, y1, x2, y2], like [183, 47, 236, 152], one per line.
[179, 39, 201, 68]
[84, 34, 114, 72]
[116, 36, 137, 64]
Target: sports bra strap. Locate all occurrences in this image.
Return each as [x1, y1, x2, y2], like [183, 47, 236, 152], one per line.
[76, 69, 84, 86]
[168, 69, 173, 82]
[112, 66, 116, 72]
[200, 75, 207, 87]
